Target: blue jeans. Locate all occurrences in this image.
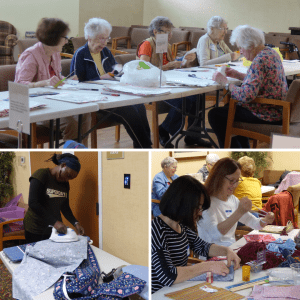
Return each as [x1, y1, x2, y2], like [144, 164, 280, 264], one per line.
[160, 95, 199, 135]
[208, 104, 282, 148]
[98, 104, 152, 148]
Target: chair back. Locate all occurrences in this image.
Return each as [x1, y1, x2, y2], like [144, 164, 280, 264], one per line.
[264, 34, 289, 49]
[169, 29, 190, 52]
[115, 53, 136, 65]
[0, 21, 17, 46]
[130, 28, 150, 49]
[61, 59, 72, 77]
[72, 37, 86, 52]
[189, 30, 207, 49]
[17, 38, 38, 54]
[0, 64, 16, 91]
[285, 79, 300, 122]
[109, 26, 131, 48]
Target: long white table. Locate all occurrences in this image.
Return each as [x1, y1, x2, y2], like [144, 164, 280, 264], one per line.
[0, 245, 130, 300]
[152, 229, 300, 300]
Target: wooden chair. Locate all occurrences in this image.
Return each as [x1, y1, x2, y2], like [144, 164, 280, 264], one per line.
[0, 218, 25, 251]
[224, 80, 300, 148]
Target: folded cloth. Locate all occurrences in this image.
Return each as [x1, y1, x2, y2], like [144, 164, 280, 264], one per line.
[267, 238, 296, 255]
[249, 285, 300, 300]
[188, 265, 234, 281]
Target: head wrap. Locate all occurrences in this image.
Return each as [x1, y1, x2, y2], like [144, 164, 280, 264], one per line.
[58, 156, 81, 173]
[206, 154, 220, 165]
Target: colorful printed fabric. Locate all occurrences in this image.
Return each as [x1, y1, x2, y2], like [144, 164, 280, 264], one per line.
[231, 47, 288, 122]
[54, 245, 146, 300]
[244, 234, 276, 243]
[0, 217, 24, 234]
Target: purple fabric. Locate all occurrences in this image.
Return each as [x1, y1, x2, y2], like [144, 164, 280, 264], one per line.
[275, 172, 300, 194]
[0, 206, 25, 219]
[4, 194, 22, 208]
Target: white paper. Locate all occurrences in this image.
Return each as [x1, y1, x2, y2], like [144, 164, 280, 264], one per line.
[105, 84, 171, 96]
[8, 82, 30, 135]
[46, 93, 105, 104]
[156, 34, 168, 53]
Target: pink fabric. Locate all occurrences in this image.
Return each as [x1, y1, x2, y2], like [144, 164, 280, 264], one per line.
[15, 42, 62, 84]
[250, 285, 300, 299]
[275, 172, 300, 194]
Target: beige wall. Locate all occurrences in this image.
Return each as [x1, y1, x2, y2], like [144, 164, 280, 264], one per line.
[151, 150, 230, 179]
[271, 151, 300, 170]
[1, 0, 80, 38]
[102, 151, 148, 266]
[12, 151, 31, 204]
[78, 0, 144, 36]
[143, 0, 300, 33]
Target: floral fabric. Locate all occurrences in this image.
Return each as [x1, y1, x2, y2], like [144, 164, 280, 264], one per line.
[231, 47, 288, 122]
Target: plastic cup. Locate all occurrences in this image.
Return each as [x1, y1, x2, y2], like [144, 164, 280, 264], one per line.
[242, 265, 251, 281]
[290, 263, 300, 285]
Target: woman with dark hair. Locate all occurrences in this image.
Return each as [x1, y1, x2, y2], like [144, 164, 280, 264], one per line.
[152, 175, 241, 293]
[15, 18, 91, 146]
[24, 153, 85, 243]
[197, 157, 274, 246]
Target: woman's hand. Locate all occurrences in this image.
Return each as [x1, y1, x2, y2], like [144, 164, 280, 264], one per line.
[184, 52, 196, 61]
[47, 75, 64, 87]
[225, 67, 240, 79]
[237, 197, 253, 214]
[164, 60, 182, 70]
[100, 73, 114, 80]
[75, 223, 85, 235]
[230, 52, 240, 61]
[53, 220, 67, 234]
[205, 261, 230, 276]
[261, 212, 275, 225]
[226, 248, 241, 270]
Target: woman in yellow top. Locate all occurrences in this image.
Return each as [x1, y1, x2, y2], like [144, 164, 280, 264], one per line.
[233, 156, 262, 218]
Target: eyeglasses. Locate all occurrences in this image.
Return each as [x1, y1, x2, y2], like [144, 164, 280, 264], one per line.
[96, 37, 111, 42]
[218, 27, 228, 31]
[225, 176, 243, 185]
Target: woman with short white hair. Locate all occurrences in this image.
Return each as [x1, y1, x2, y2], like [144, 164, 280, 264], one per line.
[198, 153, 220, 181]
[196, 16, 240, 66]
[209, 25, 288, 148]
[152, 157, 179, 217]
[70, 18, 152, 148]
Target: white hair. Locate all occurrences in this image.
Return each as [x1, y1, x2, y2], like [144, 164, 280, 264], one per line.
[206, 154, 220, 165]
[207, 16, 227, 35]
[84, 18, 112, 39]
[161, 157, 177, 169]
[230, 25, 265, 49]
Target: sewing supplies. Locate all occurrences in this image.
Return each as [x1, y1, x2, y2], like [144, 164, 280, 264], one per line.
[206, 271, 213, 283]
[226, 276, 269, 292]
[242, 265, 251, 281]
[251, 204, 268, 216]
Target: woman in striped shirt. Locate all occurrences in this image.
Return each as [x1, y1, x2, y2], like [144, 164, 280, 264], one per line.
[151, 175, 241, 293]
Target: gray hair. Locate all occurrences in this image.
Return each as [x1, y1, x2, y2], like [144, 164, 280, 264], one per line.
[207, 16, 227, 35]
[84, 18, 112, 39]
[161, 157, 177, 169]
[206, 154, 220, 165]
[148, 16, 174, 37]
[230, 25, 265, 49]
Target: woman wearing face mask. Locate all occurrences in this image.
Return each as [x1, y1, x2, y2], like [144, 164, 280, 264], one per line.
[197, 157, 274, 246]
[24, 153, 84, 243]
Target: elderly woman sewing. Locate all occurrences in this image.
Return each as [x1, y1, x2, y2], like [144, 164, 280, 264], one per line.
[151, 157, 179, 217]
[208, 25, 288, 148]
[15, 18, 91, 146]
[71, 18, 152, 148]
[137, 16, 211, 148]
[197, 157, 274, 246]
[196, 16, 240, 66]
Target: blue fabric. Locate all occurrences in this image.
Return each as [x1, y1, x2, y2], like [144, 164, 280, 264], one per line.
[63, 140, 87, 149]
[58, 156, 81, 173]
[70, 43, 152, 148]
[151, 171, 179, 217]
[188, 265, 235, 281]
[267, 238, 296, 256]
[54, 245, 146, 300]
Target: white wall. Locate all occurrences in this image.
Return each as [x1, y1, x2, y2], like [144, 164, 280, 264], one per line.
[143, 0, 300, 33]
[0, 0, 80, 38]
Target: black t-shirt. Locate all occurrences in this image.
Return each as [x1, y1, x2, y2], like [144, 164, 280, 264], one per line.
[24, 168, 77, 235]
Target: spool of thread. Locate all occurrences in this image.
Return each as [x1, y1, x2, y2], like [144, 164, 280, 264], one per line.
[206, 271, 213, 283]
[242, 265, 251, 281]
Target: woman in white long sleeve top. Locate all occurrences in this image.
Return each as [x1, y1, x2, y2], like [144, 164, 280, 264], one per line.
[197, 157, 275, 246]
[196, 16, 240, 66]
